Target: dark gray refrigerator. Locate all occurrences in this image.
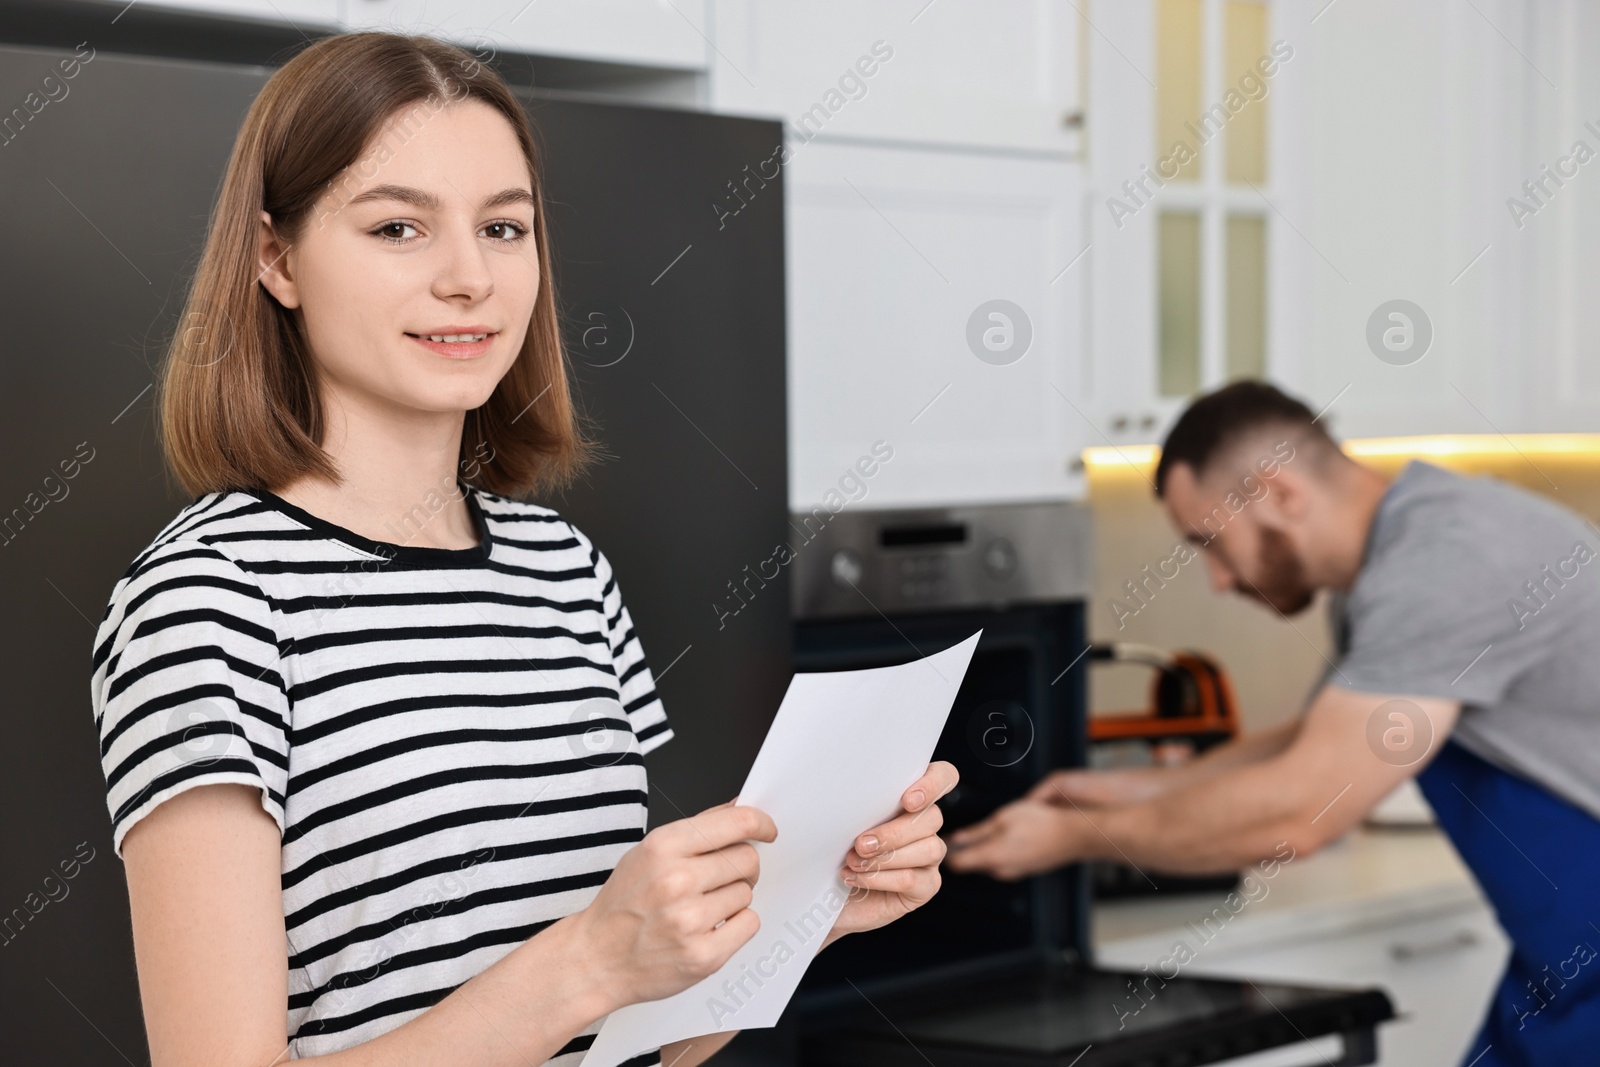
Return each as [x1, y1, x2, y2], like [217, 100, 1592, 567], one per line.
[0, 37, 791, 1066]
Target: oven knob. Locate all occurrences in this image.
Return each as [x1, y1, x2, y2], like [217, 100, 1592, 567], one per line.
[830, 548, 863, 589]
[984, 537, 1017, 578]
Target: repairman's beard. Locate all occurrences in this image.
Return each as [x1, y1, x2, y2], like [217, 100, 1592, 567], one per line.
[1236, 527, 1316, 615]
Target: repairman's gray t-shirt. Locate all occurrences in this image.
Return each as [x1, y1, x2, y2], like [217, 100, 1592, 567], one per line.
[1326, 460, 1600, 820]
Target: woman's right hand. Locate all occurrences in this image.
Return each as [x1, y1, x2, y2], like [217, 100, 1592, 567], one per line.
[1024, 766, 1175, 809]
[571, 798, 778, 1009]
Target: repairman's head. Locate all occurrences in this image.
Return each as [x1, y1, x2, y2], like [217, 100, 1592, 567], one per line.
[1155, 381, 1375, 615]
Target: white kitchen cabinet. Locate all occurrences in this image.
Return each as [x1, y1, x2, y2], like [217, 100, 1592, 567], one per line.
[133, 0, 340, 26]
[340, 0, 709, 72]
[784, 138, 1091, 511]
[1081, 0, 1544, 445]
[707, 0, 1081, 156]
[1081, 0, 1314, 447]
[1177, 897, 1507, 1066]
[1510, 0, 1600, 433]
[1096, 831, 1512, 1067]
[1080, 0, 1161, 446]
[1287, 0, 1521, 442]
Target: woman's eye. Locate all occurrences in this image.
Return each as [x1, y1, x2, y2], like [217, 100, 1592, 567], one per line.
[483, 221, 529, 242]
[372, 221, 418, 243]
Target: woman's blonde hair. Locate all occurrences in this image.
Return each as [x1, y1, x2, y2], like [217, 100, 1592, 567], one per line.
[159, 31, 593, 499]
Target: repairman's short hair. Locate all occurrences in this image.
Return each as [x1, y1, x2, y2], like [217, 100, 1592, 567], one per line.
[1154, 381, 1339, 497]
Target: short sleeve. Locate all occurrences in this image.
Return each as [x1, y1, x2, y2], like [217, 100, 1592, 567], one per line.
[572, 524, 674, 756]
[1335, 533, 1544, 707]
[90, 538, 291, 859]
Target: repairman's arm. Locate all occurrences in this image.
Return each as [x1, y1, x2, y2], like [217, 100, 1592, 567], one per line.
[944, 685, 1460, 879]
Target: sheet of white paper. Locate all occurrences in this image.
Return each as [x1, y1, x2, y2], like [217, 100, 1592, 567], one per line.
[581, 630, 982, 1067]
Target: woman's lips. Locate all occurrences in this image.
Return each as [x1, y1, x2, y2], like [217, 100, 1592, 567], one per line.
[406, 332, 496, 358]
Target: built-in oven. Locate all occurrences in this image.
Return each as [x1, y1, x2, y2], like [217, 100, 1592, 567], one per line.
[723, 500, 1395, 1067]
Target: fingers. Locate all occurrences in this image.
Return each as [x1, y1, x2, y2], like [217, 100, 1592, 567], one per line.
[1024, 770, 1072, 802]
[853, 799, 946, 863]
[857, 780, 953, 863]
[946, 813, 1001, 850]
[686, 839, 762, 894]
[1027, 770, 1104, 807]
[851, 761, 957, 860]
[846, 832, 946, 874]
[842, 858, 942, 900]
[700, 901, 762, 963]
[899, 760, 959, 813]
[663, 802, 777, 858]
[693, 872, 756, 929]
[943, 835, 1008, 877]
[943, 811, 1017, 872]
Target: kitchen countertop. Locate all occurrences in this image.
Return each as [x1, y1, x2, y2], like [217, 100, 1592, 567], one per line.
[720, 825, 1485, 1066]
[1094, 824, 1488, 960]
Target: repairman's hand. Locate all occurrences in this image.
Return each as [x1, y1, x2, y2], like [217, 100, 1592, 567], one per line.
[943, 797, 1093, 882]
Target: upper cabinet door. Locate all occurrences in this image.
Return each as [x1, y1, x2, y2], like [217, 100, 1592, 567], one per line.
[1514, 0, 1600, 433]
[785, 140, 1090, 510]
[707, 0, 1081, 155]
[1086, 0, 1304, 446]
[1289, 0, 1517, 441]
[342, 0, 710, 70]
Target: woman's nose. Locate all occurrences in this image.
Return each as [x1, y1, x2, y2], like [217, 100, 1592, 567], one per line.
[432, 226, 496, 302]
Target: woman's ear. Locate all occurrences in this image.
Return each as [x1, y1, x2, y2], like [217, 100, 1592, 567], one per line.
[255, 210, 299, 309]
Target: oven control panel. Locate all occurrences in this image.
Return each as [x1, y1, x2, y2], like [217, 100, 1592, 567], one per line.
[790, 501, 1093, 619]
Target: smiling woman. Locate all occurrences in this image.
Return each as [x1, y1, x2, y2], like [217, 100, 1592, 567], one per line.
[159, 38, 579, 505]
[88, 29, 954, 1067]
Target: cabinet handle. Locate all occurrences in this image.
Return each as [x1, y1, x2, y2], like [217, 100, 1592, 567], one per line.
[1388, 929, 1478, 961]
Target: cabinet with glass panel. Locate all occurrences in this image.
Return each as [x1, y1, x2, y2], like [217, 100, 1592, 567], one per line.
[1085, 0, 1288, 447]
[1085, 0, 1546, 445]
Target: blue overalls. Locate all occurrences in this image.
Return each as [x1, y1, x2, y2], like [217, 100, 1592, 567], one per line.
[1414, 739, 1600, 1065]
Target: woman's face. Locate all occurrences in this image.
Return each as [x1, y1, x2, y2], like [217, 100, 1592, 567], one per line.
[259, 98, 538, 420]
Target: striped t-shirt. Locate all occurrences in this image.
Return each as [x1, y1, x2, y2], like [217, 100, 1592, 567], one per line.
[89, 483, 674, 1064]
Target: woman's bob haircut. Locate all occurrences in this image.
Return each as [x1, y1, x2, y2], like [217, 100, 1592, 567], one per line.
[159, 31, 594, 499]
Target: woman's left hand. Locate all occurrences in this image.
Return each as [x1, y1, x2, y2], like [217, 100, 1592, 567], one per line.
[823, 760, 959, 948]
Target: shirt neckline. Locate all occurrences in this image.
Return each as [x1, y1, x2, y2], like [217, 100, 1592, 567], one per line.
[242, 482, 494, 567]
[1357, 458, 1436, 570]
